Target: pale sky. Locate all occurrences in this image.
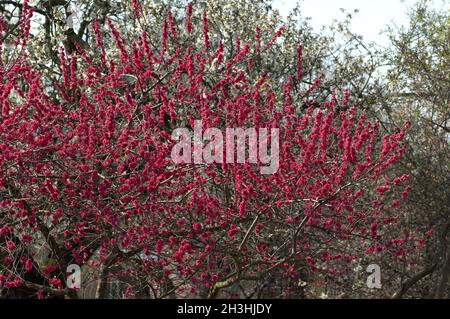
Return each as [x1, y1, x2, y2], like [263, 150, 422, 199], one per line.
[272, 0, 449, 47]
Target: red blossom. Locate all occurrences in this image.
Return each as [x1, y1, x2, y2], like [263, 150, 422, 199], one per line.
[0, 4, 413, 298]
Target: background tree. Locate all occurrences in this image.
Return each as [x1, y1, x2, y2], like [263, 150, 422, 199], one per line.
[373, 0, 449, 298]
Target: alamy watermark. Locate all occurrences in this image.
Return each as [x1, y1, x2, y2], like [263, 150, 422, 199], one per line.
[366, 263, 382, 289]
[66, 264, 81, 289]
[171, 120, 280, 174]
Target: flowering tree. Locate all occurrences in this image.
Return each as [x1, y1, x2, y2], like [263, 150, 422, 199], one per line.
[0, 1, 419, 299]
